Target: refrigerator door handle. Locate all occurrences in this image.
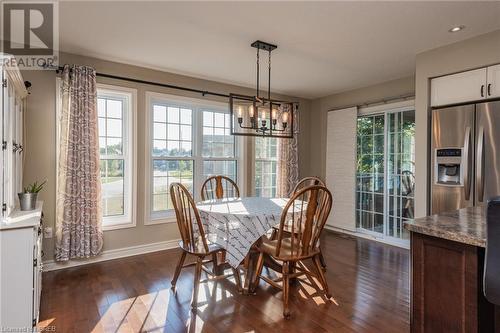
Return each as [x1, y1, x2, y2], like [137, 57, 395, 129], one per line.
[463, 126, 472, 201]
[477, 126, 485, 202]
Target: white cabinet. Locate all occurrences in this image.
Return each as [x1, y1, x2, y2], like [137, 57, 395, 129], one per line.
[1, 55, 27, 217]
[487, 64, 500, 99]
[0, 55, 40, 331]
[430, 68, 487, 107]
[431, 64, 500, 107]
[0, 203, 43, 331]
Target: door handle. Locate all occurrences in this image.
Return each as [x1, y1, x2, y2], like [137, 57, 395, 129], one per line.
[463, 127, 472, 201]
[488, 83, 492, 96]
[481, 85, 485, 97]
[477, 126, 485, 202]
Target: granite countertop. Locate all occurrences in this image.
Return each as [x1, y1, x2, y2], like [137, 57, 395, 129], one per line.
[404, 206, 486, 247]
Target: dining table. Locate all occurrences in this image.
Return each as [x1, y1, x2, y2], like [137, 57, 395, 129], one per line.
[196, 196, 294, 292]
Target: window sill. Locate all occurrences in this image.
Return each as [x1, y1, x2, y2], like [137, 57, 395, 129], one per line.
[145, 216, 177, 226]
[102, 221, 136, 231]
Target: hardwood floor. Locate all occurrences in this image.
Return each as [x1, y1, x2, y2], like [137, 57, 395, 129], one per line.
[38, 231, 410, 333]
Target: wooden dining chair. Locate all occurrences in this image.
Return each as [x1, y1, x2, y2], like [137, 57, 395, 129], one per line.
[169, 183, 242, 310]
[272, 176, 328, 270]
[201, 175, 240, 201]
[252, 185, 333, 319]
[292, 176, 325, 193]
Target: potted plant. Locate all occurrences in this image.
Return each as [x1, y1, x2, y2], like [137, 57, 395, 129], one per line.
[18, 180, 46, 211]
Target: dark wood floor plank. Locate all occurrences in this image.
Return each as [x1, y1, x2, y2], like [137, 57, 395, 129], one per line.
[39, 231, 409, 333]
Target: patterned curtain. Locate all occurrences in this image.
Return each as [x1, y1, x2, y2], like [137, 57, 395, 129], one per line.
[277, 104, 299, 197]
[55, 65, 103, 261]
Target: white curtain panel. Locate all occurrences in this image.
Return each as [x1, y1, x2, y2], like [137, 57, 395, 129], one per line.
[325, 107, 357, 231]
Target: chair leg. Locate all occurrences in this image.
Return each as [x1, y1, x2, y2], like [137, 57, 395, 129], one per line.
[219, 250, 227, 264]
[171, 251, 187, 290]
[250, 252, 265, 293]
[319, 251, 327, 271]
[282, 261, 291, 319]
[191, 256, 203, 310]
[231, 267, 242, 293]
[313, 254, 331, 298]
[211, 252, 221, 275]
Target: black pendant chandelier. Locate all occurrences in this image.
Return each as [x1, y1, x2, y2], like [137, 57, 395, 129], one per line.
[229, 40, 297, 139]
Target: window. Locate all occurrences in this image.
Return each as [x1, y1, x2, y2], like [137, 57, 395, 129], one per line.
[97, 86, 136, 229]
[202, 110, 237, 181]
[254, 137, 278, 197]
[146, 93, 241, 223]
[151, 104, 194, 212]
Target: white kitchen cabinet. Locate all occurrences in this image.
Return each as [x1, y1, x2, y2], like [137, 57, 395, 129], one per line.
[431, 68, 487, 107]
[487, 64, 500, 99]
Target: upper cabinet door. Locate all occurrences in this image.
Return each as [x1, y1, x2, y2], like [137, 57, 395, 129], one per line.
[431, 68, 487, 107]
[487, 64, 500, 99]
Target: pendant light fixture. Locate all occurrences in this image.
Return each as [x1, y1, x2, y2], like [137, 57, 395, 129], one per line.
[229, 40, 297, 139]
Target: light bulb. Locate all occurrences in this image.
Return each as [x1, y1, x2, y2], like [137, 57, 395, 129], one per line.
[272, 108, 277, 119]
[282, 111, 289, 123]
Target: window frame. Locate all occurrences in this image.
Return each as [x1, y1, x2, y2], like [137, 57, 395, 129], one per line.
[144, 92, 245, 225]
[97, 85, 137, 230]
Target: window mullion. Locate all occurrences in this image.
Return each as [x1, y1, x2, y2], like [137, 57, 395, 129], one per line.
[193, 106, 202, 201]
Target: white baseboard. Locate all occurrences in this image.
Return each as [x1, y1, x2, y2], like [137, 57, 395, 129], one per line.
[43, 239, 180, 272]
[324, 225, 410, 250]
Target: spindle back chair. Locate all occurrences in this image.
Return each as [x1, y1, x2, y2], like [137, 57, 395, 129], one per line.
[170, 183, 241, 309]
[253, 185, 333, 318]
[201, 175, 240, 201]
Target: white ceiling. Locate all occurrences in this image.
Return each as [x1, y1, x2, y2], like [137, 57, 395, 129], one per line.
[59, 1, 500, 99]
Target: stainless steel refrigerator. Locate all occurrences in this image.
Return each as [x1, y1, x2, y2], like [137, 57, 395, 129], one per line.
[431, 100, 500, 214]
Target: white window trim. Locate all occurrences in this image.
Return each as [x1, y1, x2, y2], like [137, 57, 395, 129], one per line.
[144, 92, 245, 225]
[358, 99, 414, 116]
[55, 80, 137, 231]
[98, 84, 137, 231]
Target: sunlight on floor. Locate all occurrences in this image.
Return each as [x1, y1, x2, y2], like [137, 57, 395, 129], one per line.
[296, 276, 339, 306]
[36, 318, 55, 330]
[90, 278, 237, 332]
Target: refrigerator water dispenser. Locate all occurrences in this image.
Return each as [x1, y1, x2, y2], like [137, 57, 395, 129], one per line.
[435, 148, 463, 186]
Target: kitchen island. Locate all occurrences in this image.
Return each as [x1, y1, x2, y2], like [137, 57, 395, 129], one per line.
[405, 207, 497, 333]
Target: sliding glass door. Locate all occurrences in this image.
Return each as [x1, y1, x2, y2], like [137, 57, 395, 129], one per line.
[355, 108, 415, 242]
[356, 115, 385, 234]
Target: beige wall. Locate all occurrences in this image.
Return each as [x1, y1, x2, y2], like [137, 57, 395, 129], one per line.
[22, 52, 311, 260]
[308, 76, 416, 178]
[414, 29, 500, 217]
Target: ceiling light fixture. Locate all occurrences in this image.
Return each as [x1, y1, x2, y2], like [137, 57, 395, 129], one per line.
[229, 40, 297, 139]
[449, 25, 465, 33]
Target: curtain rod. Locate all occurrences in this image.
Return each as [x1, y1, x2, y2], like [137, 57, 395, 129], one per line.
[328, 93, 415, 112]
[53, 66, 230, 98]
